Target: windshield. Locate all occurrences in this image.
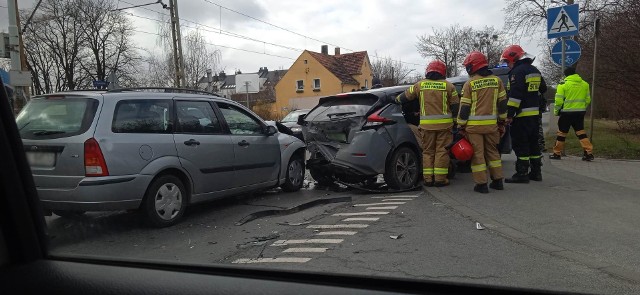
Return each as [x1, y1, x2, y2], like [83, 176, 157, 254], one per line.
[304, 95, 378, 122]
[16, 97, 99, 139]
[281, 110, 306, 122]
[9, 1, 640, 294]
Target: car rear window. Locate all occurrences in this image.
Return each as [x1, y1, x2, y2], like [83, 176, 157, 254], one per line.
[16, 96, 99, 140]
[112, 100, 172, 133]
[305, 95, 378, 122]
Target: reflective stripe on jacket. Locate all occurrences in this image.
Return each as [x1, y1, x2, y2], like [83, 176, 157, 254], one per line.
[397, 79, 460, 130]
[554, 74, 591, 115]
[507, 61, 546, 119]
[457, 75, 507, 132]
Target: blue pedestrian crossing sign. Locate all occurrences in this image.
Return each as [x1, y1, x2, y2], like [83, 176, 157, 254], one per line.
[547, 4, 579, 39]
[551, 40, 581, 66]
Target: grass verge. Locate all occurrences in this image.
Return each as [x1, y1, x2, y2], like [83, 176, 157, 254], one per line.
[546, 119, 640, 160]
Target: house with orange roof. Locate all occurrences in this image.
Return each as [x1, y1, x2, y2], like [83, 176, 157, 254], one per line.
[273, 45, 373, 117]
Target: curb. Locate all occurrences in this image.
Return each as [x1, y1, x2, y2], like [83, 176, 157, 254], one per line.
[423, 186, 640, 284]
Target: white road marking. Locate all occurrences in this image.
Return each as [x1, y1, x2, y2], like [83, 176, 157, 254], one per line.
[283, 247, 328, 253]
[381, 198, 415, 201]
[371, 195, 419, 199]
[342, 217, 380, 222]
[354, 202, 405, 206]
[316, 231, 358, 236]
[366, 206, 398, 210]
[307, 224, 369, 229]
[333, 212, 389, 216]
[232, 257, 312, 264]
[271, 239, 344, 246]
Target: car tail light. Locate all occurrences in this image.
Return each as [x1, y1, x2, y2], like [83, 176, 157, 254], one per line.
[84, 138, 109, 177]
[364, 109, 395, 128]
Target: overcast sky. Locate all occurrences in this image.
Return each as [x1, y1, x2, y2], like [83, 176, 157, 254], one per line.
[2, 0, 547, 75]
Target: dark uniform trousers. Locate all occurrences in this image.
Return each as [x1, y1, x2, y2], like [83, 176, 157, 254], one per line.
[553, 111, 593, 155]
[511, 116, 542, 161]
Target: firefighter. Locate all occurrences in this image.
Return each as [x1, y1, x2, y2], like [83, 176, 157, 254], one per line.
[396, 60, 459, 187]
[550, 67, 594, 161]
[458, 51, 508, 193]
[501, 45, 546, 183]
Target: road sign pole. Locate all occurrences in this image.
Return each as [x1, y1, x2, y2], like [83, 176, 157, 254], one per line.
[590, 18, 599, 141]
[561, 37, 566, 156]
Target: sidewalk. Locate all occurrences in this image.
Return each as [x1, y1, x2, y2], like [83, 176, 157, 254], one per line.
[425, 154, 640, 285]
[548, 156, 640, 191]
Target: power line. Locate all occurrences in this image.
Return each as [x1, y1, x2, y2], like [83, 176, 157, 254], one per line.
[131, 28, 295, 60]
[119, 4, 303, 52]
[201, 0, 353, 52]
[199, 0, 423, 67]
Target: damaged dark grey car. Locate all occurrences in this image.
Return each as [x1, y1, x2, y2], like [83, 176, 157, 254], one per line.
[299, 86, 421, 190]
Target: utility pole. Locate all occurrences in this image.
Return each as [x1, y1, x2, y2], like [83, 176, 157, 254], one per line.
[7, 0, 31, 109]
[168, 0, 186, 88]
[244, 81, 250, 108]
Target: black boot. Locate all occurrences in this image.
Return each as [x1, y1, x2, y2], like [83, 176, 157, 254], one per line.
[505, 159, 530, 183]
[582, 151, 594, 161]
[474, 183, 489, 194]
[489, 179, 504, 190]
[529, 158, 542, 181]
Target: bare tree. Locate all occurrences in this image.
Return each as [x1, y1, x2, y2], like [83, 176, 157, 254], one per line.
[149, 16, 222, 89]
[370, 53, 415, 86]
[416, 25, 472, 77]
[416, 25, 507, 77]
[502, 0, 621, 39]
[462, 26, 508, 67]
[21, 0, 140, 93]
[77, 0, 140, 88]
[182, 30, 222, 89]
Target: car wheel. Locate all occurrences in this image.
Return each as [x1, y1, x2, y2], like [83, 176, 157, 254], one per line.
[281, 154, 305, 192]
[309, 167, 334, 186]
[143, 175, 187, 227]
[384, 146, 420, 190]
[52, 210, 85, 218]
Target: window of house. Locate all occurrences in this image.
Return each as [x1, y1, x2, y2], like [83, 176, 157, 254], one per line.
[296, 80, 304, 91]
[304, 59, 308, 64]
[365, 79, 369, 89]
[313, 78, 321, 90]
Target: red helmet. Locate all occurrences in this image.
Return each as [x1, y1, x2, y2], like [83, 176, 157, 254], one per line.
[450, 137, 474, 161]
[425, 60, 447, 77]
[462, 51, 488, 75]
[501, 45, 527, 64]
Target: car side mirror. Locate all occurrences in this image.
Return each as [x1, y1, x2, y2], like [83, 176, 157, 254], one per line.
[297, 114, 306, 126]
[265, 125, 278, 136]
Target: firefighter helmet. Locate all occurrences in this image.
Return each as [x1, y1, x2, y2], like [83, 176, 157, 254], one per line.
[425, 60, 447, 77]
[450, 137, 474, 161]
[501, 45, 533, 64]
[462, 51, 488, 75]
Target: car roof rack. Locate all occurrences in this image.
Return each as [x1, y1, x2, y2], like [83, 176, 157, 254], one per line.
[106, 87, 220, 96]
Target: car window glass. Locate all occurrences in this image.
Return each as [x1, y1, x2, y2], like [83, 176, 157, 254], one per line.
[16, 97, 98, 139]
[305, 95, 377, 122]
[217, 103, 263, 135]
[176, 101, 222, 134]
[112, 100, 172, 133]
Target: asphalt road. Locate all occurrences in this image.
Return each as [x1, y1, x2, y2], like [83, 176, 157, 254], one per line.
[45, 170, 640, 294]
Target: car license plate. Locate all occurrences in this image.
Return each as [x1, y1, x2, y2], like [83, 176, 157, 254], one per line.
[26, 152, 56, 167]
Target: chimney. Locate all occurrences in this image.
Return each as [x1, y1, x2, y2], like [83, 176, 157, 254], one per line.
[334, 47, 340, 56]
[321, 45, 328, 55]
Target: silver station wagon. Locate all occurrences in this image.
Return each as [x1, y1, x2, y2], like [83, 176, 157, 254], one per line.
[16, 88, 306, 227]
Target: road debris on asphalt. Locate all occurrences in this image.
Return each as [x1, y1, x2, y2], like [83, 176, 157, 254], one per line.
[390, 234, 403, 239]
[277, 221, 311, 226]
[476, 222, 485, 230]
